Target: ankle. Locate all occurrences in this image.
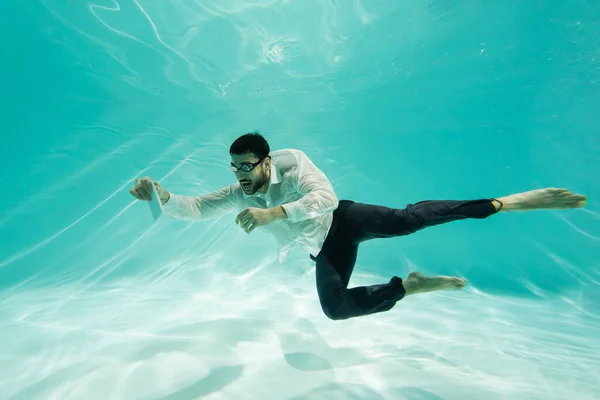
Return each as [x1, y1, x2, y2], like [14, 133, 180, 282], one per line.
[492, 198, 504, 212]
[402, 273, 421, 295]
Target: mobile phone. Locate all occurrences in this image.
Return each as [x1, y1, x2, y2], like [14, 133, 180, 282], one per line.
[148, 182, 163, 221]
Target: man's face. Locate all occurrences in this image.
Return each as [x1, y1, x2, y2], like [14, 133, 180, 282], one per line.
[230, 152, 270, 195]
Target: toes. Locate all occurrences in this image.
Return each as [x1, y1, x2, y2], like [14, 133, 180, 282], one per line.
[566, 194, 587, 207]
[549, 189, 587, 206]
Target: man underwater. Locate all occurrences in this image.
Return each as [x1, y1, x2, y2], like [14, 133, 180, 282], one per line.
[130, 133, 588, 320]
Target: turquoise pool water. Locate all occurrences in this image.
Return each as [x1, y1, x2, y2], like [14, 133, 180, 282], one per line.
[1, 1, 599, 399]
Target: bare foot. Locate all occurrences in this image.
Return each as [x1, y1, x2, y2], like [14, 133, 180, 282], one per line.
[497, 188, 587, 212]
[402, 272, 467, 296]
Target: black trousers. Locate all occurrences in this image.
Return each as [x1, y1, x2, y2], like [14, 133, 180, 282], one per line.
[310, 198, 499, 320]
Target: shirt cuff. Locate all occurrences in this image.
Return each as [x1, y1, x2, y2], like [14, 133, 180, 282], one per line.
[281, 201, 307, 223]
[161, 193, 179, 214]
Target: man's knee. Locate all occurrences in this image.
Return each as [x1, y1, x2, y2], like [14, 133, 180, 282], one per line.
[390, 207, 424, 235]
[321, 303, 349, 321]
[319, 294, 350, 321]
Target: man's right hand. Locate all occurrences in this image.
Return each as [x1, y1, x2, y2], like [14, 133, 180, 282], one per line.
[130, 176, 170, 205]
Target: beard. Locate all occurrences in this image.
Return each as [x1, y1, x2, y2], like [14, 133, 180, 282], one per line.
[239, 171, 269, 195]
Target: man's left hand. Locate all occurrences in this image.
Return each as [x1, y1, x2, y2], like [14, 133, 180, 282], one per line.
[236, 207, 284, 233]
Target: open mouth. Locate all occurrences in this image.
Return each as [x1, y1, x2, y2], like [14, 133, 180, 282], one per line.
[240, 180, 252, 190]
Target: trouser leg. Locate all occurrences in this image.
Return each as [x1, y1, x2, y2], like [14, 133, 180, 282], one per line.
[344, 198, 498, 243]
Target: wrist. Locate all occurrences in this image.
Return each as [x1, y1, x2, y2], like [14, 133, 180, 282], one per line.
[271, 206, 287, 220]
[160, 191, 170, 205]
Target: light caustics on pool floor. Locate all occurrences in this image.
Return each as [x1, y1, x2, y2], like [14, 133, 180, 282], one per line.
[0, 251, 599, 400]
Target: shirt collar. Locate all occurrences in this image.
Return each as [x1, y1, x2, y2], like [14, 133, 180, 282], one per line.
[242, 163, 281, 198]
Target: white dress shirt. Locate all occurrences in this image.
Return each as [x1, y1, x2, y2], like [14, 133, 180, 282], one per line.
[162, 148, 339, 263]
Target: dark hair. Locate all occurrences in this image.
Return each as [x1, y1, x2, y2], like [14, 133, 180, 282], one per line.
[229, 132, 270, 159]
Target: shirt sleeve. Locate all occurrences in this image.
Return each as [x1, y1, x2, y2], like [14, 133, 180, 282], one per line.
[162, 183, 241, 221]
[280, 151, 339, 222]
